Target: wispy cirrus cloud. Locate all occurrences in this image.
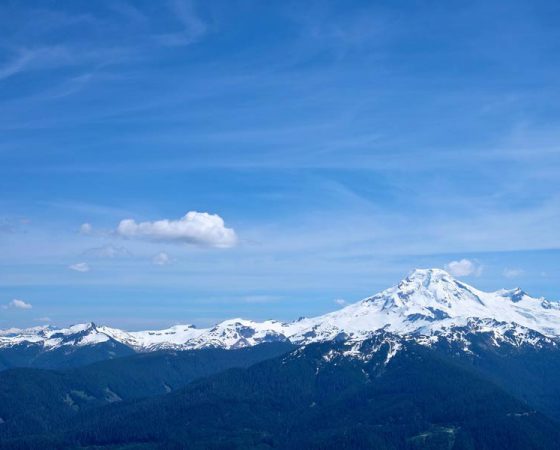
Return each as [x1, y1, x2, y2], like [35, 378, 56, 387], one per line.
[503, 268, 524, 279]
[157, 0, 207, 46]
[243, 295, 281, 304]
[36, 316, 52, 322]
[0, 46, 73, 80]
[0, 51, 34, 80]
[82, 244, 132, 259]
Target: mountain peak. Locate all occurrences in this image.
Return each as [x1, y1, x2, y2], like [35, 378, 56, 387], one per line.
[395, 268, 460, 296]
[363, 267, 484, 313]
[65, 322, 97, 334]
[396, 268, 472, 300]
[405, 268, 454, 284]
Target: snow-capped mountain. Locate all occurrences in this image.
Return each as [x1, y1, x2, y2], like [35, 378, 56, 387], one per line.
[287, 268, 560, 342]
[2, 268, 559, 354]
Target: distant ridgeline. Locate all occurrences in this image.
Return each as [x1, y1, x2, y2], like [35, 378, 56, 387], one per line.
[2, 269, 560, 449]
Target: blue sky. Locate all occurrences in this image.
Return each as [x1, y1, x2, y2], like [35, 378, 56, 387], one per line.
[1, 0, 559, 329]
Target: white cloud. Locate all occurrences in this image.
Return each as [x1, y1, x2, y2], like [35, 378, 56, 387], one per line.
[80, 223, 93, 234]
[445, 259, 482, 277]
[69, 262, 90, 272]
[503, 268, 524, 279]
[83, 245, 131, 258]
[36, 317, 51, 322]
[5, 299, 33, 310]
[152, 252, 171, 266]
[334, 298, 347, 306]
[116, 211, 237, 248]
[0, 46, 78, 81]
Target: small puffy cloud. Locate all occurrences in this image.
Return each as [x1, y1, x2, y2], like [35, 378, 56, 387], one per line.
[445, 259, 482, 277]
[116, 211, 237, 248]
[4, 299, 33, 310]
[80, 223, 93, 235]
[152, 252, 171, 266]
[83, 245, 132, 259]
[36, 317, 51, 322]
[503, 268, 524, 279]
[69, 262, 90, 272]
[334, 299, 347, 306]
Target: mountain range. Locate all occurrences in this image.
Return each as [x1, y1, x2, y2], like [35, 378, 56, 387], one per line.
[2, 268, 560, 449]
[2, 268, 559, 364]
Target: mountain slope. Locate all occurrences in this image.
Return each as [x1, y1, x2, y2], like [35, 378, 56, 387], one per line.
[0, 342, 293, 440]
[6, 336, 559, 450]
